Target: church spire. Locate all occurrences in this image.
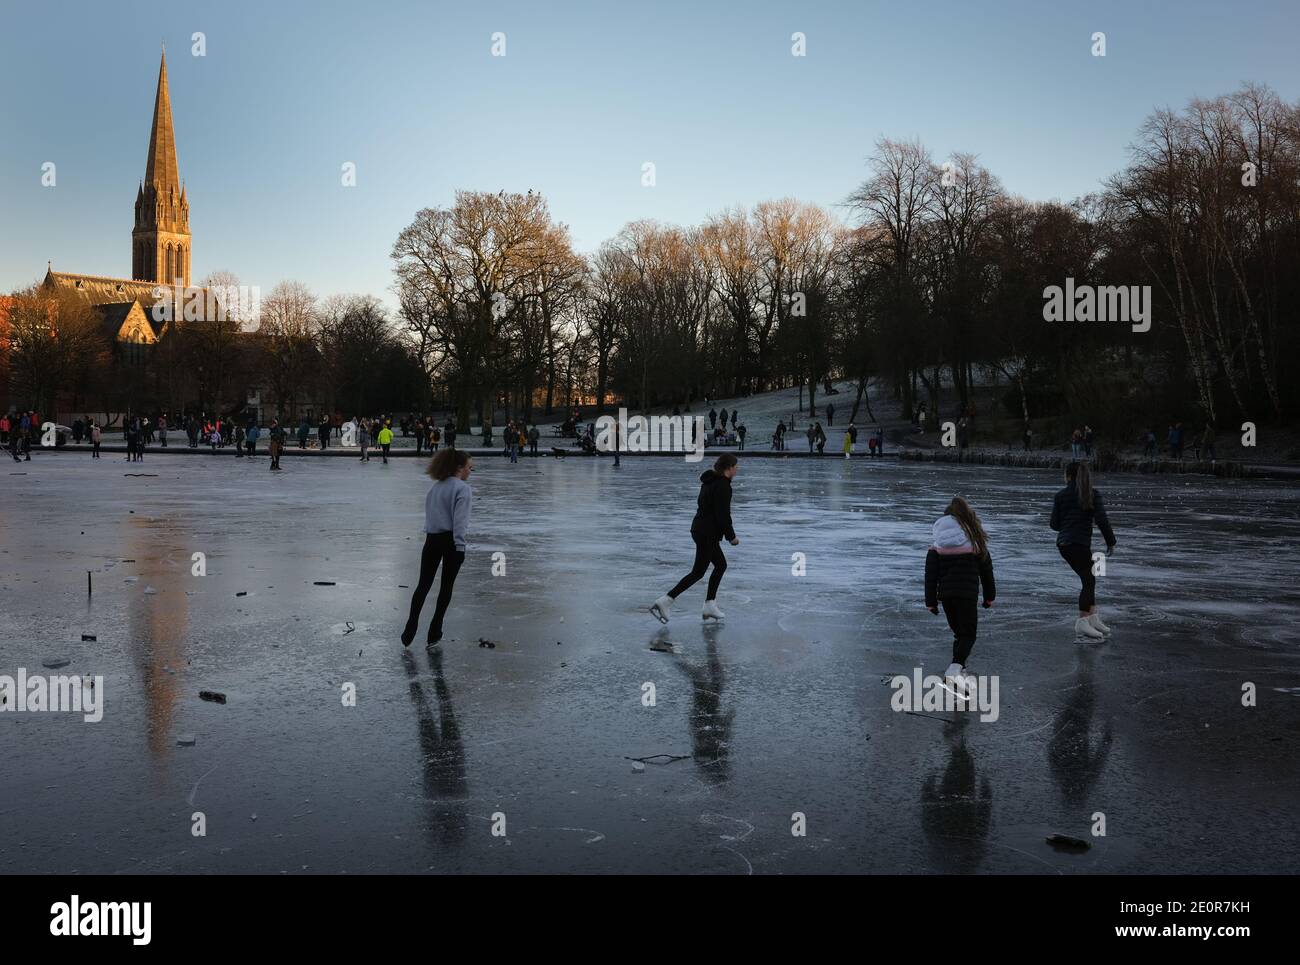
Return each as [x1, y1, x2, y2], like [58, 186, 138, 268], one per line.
[144, 49, 180, 192]
[133, 47, 190, 287]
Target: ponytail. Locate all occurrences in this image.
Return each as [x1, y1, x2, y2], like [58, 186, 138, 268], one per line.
[1066, 461, 1094, 511]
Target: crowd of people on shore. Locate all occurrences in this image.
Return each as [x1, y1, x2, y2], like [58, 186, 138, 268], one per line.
[3, 400, 1236, 469]
[2, 410, 40, 462]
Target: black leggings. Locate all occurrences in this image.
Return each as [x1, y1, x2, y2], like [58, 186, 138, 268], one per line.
[404, 532, 465, 640]
[668, 535, 727, 601]
[1058, 543, 1096, 611]
[941, 596, 978, 666]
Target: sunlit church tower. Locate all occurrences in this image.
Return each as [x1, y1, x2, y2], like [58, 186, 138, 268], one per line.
[132, 50, 190, 288]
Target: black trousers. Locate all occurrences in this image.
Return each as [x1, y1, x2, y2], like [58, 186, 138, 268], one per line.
[404, 532, 465, 641]
[1058, 542, 1096, 610]
[668, 534, 727, 601]
[941, 596, 979, 666]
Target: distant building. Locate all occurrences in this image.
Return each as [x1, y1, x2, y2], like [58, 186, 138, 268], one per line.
[42, 50, 201, 345]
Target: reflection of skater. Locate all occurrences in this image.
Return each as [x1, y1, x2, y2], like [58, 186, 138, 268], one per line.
[401, 646, 469, 846]
[925, 498, 996, 693]
[650, 454, 740, 623]
[402, 448, 473, 647]
[1047, 650, 1113, 806]
[671, 624, 735, 787]
[920, 717, 993, 873]
[1051, 462, 1117, 639]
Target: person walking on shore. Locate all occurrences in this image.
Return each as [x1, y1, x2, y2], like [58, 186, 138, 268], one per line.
[1051, 461, 1117, 640]
[925, 497, 996, 695]
[402, 447, 474, 647]
[650, 454, 740, 624]
[826, 402, 835, 426]
[1199, 423, 1216, 463]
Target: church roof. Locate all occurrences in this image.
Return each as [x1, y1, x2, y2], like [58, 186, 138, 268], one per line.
[44, 269, 165, 306]
[145, 50, 180, 192]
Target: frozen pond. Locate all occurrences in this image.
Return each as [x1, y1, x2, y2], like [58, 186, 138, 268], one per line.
[2, 451, 1299, 873]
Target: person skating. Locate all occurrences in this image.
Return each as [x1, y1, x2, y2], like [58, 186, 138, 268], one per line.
[826, 402, 834, 426]
[358, 418, 371, 462]
[268, 419, 285, 470]
[90, 421, 102, 458]
[245, 420, 260, 457]
[814, 421, 826, 454]
[650, 454, 740, 624]
[736, 423, 746, 450]
[1051, 461, 1117, 639]
[402, 447, 474, 647]
[925, 497, 996, 698]
[843, 422, 856, 458]
[377, 421, 394, 463]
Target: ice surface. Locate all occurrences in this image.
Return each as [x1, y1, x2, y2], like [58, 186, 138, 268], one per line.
[1, 453, 1298, 873]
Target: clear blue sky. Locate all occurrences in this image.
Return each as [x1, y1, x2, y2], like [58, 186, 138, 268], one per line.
[2, 0, 1296, 307]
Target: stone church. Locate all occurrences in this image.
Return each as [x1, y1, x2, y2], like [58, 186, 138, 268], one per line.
[42, 49, 198, 346]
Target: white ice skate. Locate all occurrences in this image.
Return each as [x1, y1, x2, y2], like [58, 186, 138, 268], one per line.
[939, 663, 972, 704]
[1087, 611, 1112, 635]
[1075, 616, 1105, 640]
[649, 595, 673, 624]
[702, 600, 726, 621]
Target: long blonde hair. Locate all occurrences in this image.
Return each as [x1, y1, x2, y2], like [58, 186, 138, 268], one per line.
[945, 496, 989, 558]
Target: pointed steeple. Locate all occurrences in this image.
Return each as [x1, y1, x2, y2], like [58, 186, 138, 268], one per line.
[144, 49, 180, 192]
[133, 47, 191, 287]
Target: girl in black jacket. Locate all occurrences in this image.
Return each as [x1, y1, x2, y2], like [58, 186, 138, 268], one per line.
[651, 454, 740, 623]
[1051, 461, 1117, 639]
[925, 497, 996, 689]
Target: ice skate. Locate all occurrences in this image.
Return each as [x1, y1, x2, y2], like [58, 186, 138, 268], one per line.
[1075, 616, 1105, 640]
[1087, 611, 1112, 635]
[702, 599, 726, 621]
[939, 663, 971, 704]
[649, 595, 673, 624]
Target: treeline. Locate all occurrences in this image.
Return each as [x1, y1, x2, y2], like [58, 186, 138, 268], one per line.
[393, 83, 1300, 437]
